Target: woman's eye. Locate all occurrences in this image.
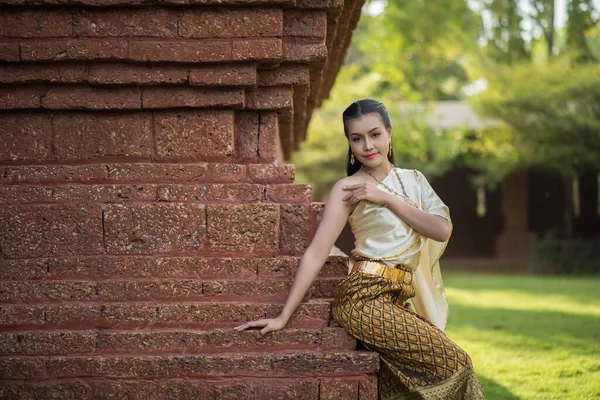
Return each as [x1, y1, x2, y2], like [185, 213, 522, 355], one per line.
[372, 132, 380, 137]
[352, 137, 362, 142]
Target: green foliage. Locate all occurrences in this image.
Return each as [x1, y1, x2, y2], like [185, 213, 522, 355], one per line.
[530, 230, 600, 274]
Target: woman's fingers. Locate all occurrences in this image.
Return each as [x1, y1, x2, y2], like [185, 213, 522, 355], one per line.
[233, 319, 267, 331]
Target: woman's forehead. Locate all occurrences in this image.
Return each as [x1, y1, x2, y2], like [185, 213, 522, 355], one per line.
[346, 113, 386, 134]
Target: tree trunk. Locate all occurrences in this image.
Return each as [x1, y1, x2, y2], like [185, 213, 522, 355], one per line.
[563, 174, 574, 238]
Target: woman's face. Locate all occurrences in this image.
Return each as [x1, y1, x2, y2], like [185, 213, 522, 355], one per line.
[346, 112, 391, 168]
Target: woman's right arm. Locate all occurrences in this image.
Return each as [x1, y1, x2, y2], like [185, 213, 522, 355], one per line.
[233, 179, 352, 337]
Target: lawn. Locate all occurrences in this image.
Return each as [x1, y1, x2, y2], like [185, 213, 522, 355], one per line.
[443, 273, 600, 400]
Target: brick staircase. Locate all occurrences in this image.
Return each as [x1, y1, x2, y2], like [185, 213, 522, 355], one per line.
[0, 0, 378, 398]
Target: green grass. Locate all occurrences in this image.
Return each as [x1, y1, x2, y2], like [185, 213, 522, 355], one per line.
[443, 273, 600, 400]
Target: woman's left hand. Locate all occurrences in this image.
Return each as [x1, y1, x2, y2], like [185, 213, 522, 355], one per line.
[342, 181, 391, 206]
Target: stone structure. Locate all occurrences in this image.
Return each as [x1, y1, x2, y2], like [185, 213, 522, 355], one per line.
[0, 0, 379, 398]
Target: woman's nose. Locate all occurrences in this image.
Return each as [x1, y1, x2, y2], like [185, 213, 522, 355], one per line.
[363, 138, 374, 150]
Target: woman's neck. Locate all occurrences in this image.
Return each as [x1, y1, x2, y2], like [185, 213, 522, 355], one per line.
[362, 162, 393, 181]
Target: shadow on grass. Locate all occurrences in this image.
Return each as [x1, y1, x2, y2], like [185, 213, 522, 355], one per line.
[479, 375, 522, 400]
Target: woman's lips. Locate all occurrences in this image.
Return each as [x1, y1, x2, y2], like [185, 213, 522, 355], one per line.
[365, 153, 378, 159]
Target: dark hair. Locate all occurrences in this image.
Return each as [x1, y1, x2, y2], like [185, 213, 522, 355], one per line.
[343, 99, 394, 176]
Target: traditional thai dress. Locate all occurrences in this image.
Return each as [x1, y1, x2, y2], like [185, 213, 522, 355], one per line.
[332, 168, 485, 399]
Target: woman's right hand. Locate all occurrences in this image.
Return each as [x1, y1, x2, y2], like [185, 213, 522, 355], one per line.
[233, 315, 288, 337]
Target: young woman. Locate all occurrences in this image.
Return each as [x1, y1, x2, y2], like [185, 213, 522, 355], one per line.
[235, 99, 485, 399]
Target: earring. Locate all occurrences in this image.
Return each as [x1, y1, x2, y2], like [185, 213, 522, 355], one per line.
[388, 142, 392, 157]
[350, 153, 355, 165]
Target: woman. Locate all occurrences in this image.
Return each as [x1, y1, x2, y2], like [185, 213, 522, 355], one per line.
[235, 99, 485, 399]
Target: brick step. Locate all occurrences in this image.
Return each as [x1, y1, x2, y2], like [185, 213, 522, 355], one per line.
[0, 300, 333, 330]
[0, 277, 343, 304]
[0, 326, 357, 356]
[0, 350, 379, 379]
[0, 375, 378, 400]
[0, 255, 347, 281]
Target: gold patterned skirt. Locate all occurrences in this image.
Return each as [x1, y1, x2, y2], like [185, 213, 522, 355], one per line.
[332, 262, 485, 400]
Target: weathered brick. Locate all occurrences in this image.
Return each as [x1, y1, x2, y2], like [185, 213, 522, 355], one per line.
[257, 112, 279, 162]
[43, 303, 158, 327]
[157, 354, 271, 376]
[320, 327, 358, 350]
[265, 301, 331, 326]
[203, 280, 290, 300]
[0, 113, 53, 161]
[53, 112, 152, 160]
[156, 302, 266, 326]
[42, 86, 142, 109]
[103, 203, 206, 254]
[280, 204, 310, 255]
[320, 378, 359, 399]
[248, 164, 294, 183]
[191, 0, 292, 4]
[189, 64, 256, 86]
[180, 9, 282, 38]
[271, 351, 379, 375]
[206, 204, 279, 252]
[0, 357, 45, 378]
[0, 305, 46, 326]
[0, 331, 96, 355]
[142, 87, 244, 109]
[0, 86, 43, 109]
[358, 376, 379, 400]
[0, 43, 20, 61]
[154, 110, 234, 160]
[97, 279, 203, 301]
[235, 111, 259, 162]
[256, 256, 298, 279]
[0, 280, 97, 303]
[74, 9, 178, 37]
[48, 256, 155, 279]
[283, 40, 327, 62]
[0, 204, 104, 258]
[1, 164, 107, 184]
[266, 184, 312, 203]
[0, 184, 156, 204]
[46, 356, 157, 377]
[0, 64, 87, 84]
[92, 380, 209, 400]
[155, 257, 258, 279]
[156, 184, 263, 203]
[232, 38, 282, 61]
[0, 10, 71, 38]
[106, 163, 246, 183]
[257, 64, 310, 87]
[0, 258, 50, 280]
[210, 379, 318, 400]
[129, 40, 231, 63]
[308, 277, 342, 299]
[20, 39, 128, 61]
[0, 382, 89, 399]
[284, 10, 327, 38]
[89, 63, 188, 85]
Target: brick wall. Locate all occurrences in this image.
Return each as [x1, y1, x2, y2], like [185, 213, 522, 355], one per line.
[0, 0, 378, 398]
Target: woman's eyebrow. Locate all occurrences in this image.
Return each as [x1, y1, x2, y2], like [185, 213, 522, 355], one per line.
[350, 127, 380, 136]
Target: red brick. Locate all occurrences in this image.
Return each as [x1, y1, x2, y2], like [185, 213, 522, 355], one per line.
[284, 10, 327, 38]
[0, 10, 71, 38]
[156, 184, 263, 203]
[0, 357, 45, 378]
[0, 113, 52, 161]
[20, 39, 128, 61]
[157, 354, 271, 376]
[318, 253, 349, 277]
[196, 328, 323, 350]
[320, 378, 359, 399]
[0, 164, 105, 184]
[308, 277, 342, 299]
[89, 63, 188, 85]
[310, 201, 326, 237]
[142, 87, 244, 109]
[209, 379, 318, 400]
[295, 0, 338, 8]
[203, 280, 290, 300]
[106, 163, 246, 183]
[180, 9, 282, 38]
[0, 280, 97, 303]
[256, 256, 298, 279]
[97, 279, 203, 301]
[283, 40, 327, 62]
[245, 87, 293, 110]
[103, 203, 206, 254]
[0, 64, 87, 84]
[48, 256, 154, 279]
[206, 204, 279, 253]
[0, 204, 103, 258]
[0, 86, 43, 109]
[232, 38, 282, 61]
[279, 204, 310, 255]
[265, 301, 331, 326]
[189, 64, 256, 86]
[257, 111, 279, 162]
[44, 303, 158, 327]
[266, 184, 312, 203]
[0, 305, 46, 326]
[0, 382, 89, 399]
[156, 302, 266, 326]
[0, 184, 157, 204]
[42, 86, 142, 109]
[129, 40, 231, 63]
[191, 0, 292, 3]
[154, 110, 234, 160]
[0, 258, 50, 280]
[248, 164, 295, 183]
[155, 257, 258, 279]
[271, 351, 379, 375]
[0, 43, 20, 61]
[53, 112, 152, 160]
[0, 331, 96, 355]
[46, 356, 157, 377]
[320, 327, 357, 350]
[234, 111, 260, 162]
[74, 9, 178, 37]
[257, 64, 310, 87]
[92, 380, 209, 399]
[358, 376, 378, 400]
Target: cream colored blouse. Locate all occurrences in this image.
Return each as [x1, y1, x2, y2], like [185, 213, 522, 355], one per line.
[348, 167, 452, 331]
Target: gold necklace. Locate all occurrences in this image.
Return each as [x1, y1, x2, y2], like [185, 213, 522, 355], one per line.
[362, 164, 417, 208]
